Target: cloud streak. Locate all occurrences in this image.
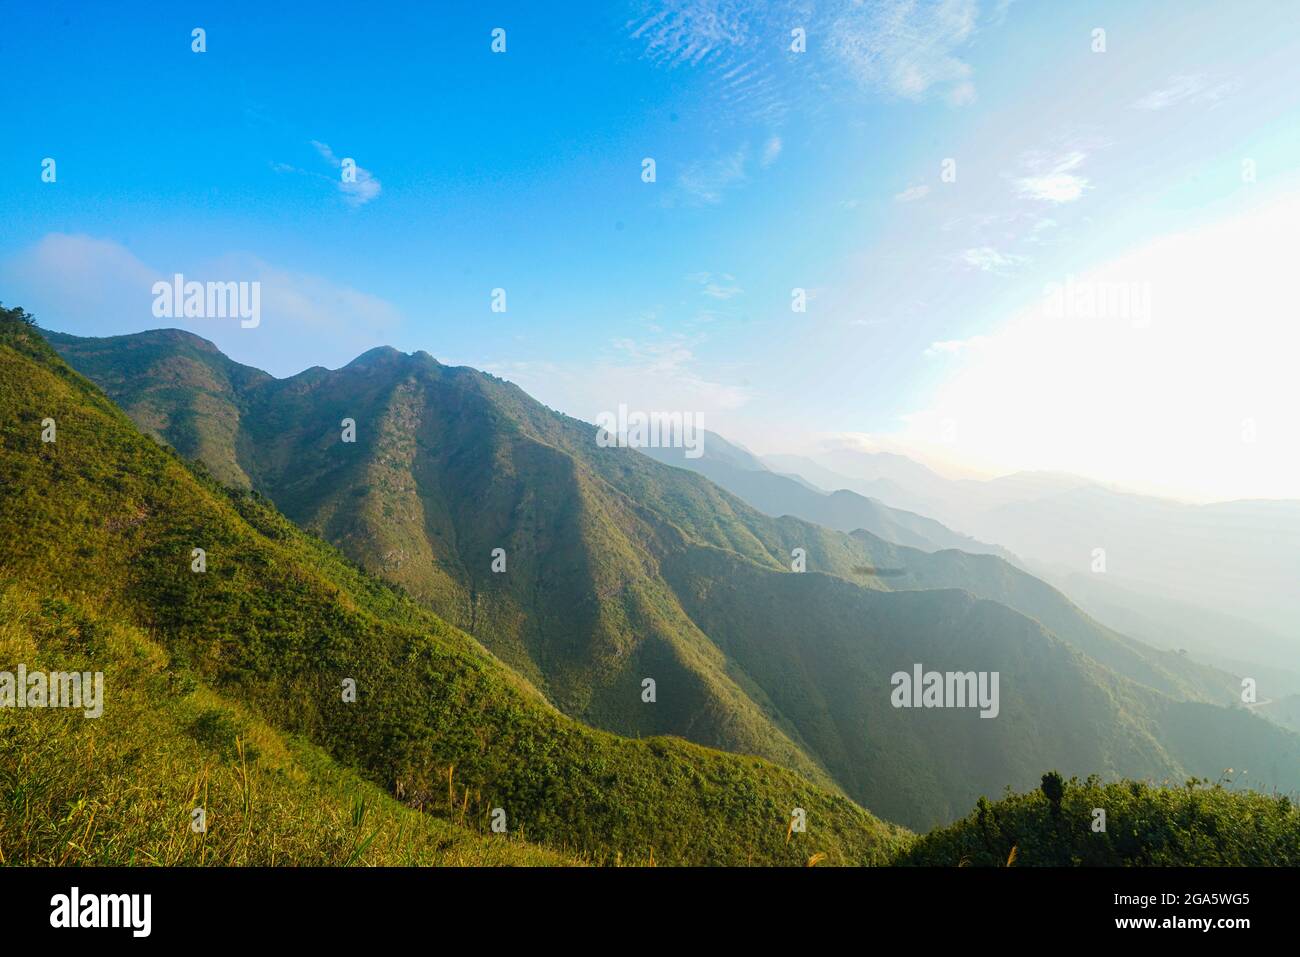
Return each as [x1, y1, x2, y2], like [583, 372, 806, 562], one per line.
[960, 246, 1027, 272]
[1132, 74, 1238, 111]
[311, 140, 382, 207]
[628, 0, 995, 116]
[1015, 151, 1090, 204]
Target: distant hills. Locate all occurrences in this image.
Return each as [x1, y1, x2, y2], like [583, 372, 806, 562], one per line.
[45, 326, 1300, 832]
[640, 429, 1017, 559]
[763, 447, 1300, 707]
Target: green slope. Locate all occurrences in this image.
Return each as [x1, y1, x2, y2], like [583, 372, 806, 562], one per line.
[898, 772, 1300, 866]
[2, 309, 906, 865]
[0, 585, 565, 866]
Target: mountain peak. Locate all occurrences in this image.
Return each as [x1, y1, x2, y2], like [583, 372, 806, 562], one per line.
[344, 345, 443, 370]
[345, 345, 403, 366]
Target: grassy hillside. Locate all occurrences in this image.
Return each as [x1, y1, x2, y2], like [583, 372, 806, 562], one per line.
[46, 327, 1293, 833]
[43, 327, 269, 489]
[899, 771, 1300, 866]
[1, 309, 907, 865]
[0, 585, 565, 866]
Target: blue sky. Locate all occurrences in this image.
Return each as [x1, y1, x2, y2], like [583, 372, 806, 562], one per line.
[3, 1, 1299, 500]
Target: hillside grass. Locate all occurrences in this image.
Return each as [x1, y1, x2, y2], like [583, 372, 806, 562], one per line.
[0, 586, 567, 866]
[897, 771, 1300, 866]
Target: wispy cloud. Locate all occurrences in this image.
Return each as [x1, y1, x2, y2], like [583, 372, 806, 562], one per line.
[628, 0, 752, 68]
[0, 233, 402, 376]
[924, 335, 986, 356]
[628, 0, 995, 117]
[894, 184, 931, 203]
[481, 334, 755, 434]
[703, 285, 740, 300]
[673, 132, 783, 206]
[311, 140, 382, 207]
[676, 146, 750, 204]
[761, 135, 783, 167]
[607, 334, 754, 409]
[686, 270, 744, 301]
[960, 246, 1027, 273]
[830, 0, 981, 103]
[1015, 150, 1090, 204]
[1132, 74, 1239, 111]
[989, 0, 1018, 26]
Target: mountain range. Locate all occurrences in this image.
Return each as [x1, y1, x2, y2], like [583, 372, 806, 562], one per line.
[640, 430, 1017, 560]
[41, 326, 1300, 831]
[764, 449, 1300, 705]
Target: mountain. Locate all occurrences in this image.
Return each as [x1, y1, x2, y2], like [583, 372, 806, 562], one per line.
[1262, 694, 1300, 735]
[2, 311, 905, 865]
[640, 431, 1017, 560]
[766, 448, 1300, 706]
[1046, 568, 1300, 697]
[976, 486, 1300, 639]
[765, 449, 970, 521]
[47, 326, 1300, 831]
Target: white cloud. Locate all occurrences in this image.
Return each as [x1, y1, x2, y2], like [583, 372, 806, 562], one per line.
[990, 0, 1018, 25]
[960, 246, 1027, 272]
[673, 134, 786, 205]
[629, 0, 993, 114]
[703, 282, 742, 299]
[311, 140, 382, 207]
[894, 184, 931, 203]
[924, 336, 986, 356]
[0, 234, 402, 377]
[830, 0, 981, 102]
[677, 147, 749, 204]
[483, 333, 754, 425]
[1132, 74, 1238, 111]
[0, 234, 158, 328]
[1016, 151, 1090, 204]
[688, 271, 743, 299]
[947, 80, 977, 106]
[628, 0, 751, 68]
[761, 135, 783, 167]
